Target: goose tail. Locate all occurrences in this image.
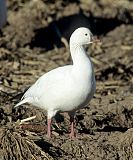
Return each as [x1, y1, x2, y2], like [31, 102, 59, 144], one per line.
[14, 98, 30, 108]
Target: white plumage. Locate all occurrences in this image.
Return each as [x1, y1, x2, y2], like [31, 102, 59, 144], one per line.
[15, 27, 97, 138]
[0, 0, 7, 29]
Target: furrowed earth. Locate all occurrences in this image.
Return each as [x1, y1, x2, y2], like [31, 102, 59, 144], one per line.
[0, 0, 133, 159]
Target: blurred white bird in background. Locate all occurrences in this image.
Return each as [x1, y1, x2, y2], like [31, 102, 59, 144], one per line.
[0, 0, 7, 29]
[15, 27, 99, 138]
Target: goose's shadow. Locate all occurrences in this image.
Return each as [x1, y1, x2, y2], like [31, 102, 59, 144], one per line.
[30, 12, 123, 51]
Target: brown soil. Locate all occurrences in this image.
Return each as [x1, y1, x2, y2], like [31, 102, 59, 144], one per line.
[0, 0, 133, 159]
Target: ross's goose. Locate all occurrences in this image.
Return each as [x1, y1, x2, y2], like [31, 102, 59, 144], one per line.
[15, 27, 98, 138]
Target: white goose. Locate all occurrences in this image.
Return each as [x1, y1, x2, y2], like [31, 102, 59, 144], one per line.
[15, 27, 98, 138]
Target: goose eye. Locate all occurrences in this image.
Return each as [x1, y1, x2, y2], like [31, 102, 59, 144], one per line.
[85, 33, 88, 36]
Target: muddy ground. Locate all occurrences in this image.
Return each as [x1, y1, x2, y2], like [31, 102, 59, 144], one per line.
[0, 0, 133, 159]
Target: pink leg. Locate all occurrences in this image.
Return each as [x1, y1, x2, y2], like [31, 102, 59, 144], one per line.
[70, 121, 75, 138]
[69, 113, 75, 138]
[47, 119, 52, 138]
